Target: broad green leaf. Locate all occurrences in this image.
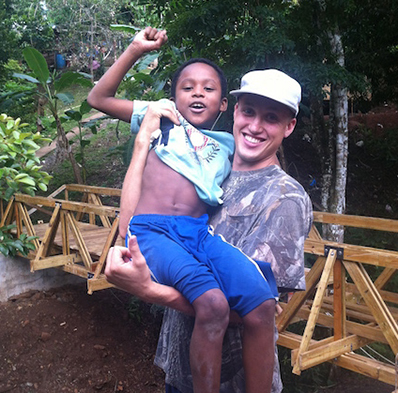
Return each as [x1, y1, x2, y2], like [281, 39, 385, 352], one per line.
[54, 72, 80, 92]
[12, 72, 40, 84]
[22, 47, 49, 85]
[16, 177, 36, 186]
[22, 139, 40, 150]
[110, 24, 139, 34]
[136, 53, 159, 71]
[38, 182, 48, 192]
[0, 243, 9, 256]
[80, 100, 92, 115]
[12, 130, 20, 140]
[65, 110, 82, 122]
[56, 93, 74, 105]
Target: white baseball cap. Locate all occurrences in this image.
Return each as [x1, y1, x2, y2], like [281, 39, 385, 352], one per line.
[230, 69, 302, 116]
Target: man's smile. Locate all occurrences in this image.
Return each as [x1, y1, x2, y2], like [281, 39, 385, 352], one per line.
[243, 133, 264, 144]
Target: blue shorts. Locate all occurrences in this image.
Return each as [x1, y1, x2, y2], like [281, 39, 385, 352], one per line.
[127, 214, 277, 317]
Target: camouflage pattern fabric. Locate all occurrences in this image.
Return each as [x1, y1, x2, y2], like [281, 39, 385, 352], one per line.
[154, 165, 313, 393]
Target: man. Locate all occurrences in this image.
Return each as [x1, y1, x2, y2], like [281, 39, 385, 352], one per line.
[105, 69, 313, 393]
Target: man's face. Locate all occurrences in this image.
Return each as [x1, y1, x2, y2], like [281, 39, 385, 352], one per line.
[232, 94, 297, 171]
[173, 62, 227, 129]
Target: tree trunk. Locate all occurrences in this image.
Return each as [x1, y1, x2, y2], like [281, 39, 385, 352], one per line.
[54, 113, 83, 184]
[324, 29, 348, 242]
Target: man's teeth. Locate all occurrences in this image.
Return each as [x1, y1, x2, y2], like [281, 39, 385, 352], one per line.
[244, 134, 262, 143]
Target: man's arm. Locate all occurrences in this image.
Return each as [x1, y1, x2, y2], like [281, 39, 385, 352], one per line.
[87, 26, 167, 122]
[106, 236, 195, 315]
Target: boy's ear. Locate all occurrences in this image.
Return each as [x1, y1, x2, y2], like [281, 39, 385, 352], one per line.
[170, 97, 175, 102]
[220, 97, 228, 113]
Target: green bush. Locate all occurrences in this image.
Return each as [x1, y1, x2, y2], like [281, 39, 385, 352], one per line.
[0, 114, 52, 257]
[0, 114, 52, 200]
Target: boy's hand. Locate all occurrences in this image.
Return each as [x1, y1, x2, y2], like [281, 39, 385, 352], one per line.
[136, 100, 180, 146]
[132, 26, 168, 54]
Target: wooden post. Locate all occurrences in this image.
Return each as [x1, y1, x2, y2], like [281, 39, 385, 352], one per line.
[292, 249, 337, 375]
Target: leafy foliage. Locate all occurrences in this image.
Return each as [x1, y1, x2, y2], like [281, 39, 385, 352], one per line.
[0, 113, 50, 258]
[0, 224, 37, 257]
[0, 114, 51, 200]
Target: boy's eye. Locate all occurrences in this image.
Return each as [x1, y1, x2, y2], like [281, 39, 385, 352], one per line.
[182, 86, 193, 91]
[204, 87, 215, 92]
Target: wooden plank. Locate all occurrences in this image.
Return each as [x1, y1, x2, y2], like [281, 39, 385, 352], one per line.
[61, 210, 70, 256]
[93, 216, 119, 279]
[292, 335, 371, 371]
[0, 197, 14, 227]
[14, 194, 119, 218]
[65, 211, 93, 269]
[34, 204, 61, 261]
[313, 211, 398, 233]
[374, 267, 397, 290]
[88, 193, 111, 228]
[333, 258, 346, 339]
[292, 249, 337, 375]
[305, 239, 398, 268]
[31, 253, 82, 270]
[27, 184, 66, 216]
[87, 276, 115, 294]
[344, 261, 398, 354]
[18, 202, 40, 250]
[278, 331, 396, 386]
[277, 256, 326, 332]
[333, 353, 396, 386]
[66, 184, 121, 197]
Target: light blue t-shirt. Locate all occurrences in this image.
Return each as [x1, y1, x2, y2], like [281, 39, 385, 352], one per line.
[131, 99, 235, 206]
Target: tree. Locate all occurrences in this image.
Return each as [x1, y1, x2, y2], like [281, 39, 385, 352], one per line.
[14, 47, 93, 184]
[148, 0, 398, 242]
[0, 0, 18, 79]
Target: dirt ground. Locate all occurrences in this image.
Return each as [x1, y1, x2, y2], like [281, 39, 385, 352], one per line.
[0, 284, 165, 393]
[0, 284, 394, 393]
[1, 105, 398, 393]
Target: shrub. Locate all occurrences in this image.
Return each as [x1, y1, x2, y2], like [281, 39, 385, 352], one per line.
[0, 114, 52, 257]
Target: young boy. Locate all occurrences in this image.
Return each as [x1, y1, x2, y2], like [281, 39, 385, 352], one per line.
[88, 27, 277, 393]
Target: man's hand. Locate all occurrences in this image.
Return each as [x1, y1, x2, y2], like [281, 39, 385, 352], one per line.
[105, 236, 152, 299]
[131, 26, 168, 54]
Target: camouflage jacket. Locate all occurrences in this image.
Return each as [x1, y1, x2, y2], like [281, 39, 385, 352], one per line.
[154, 165, 313, 393]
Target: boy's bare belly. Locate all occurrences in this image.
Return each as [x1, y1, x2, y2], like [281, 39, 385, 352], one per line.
[133, 150, 208, 217]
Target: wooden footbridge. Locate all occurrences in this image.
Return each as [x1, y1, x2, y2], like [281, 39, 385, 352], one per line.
[1, 184, 398, 389]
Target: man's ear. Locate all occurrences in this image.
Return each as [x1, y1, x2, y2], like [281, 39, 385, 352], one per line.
[284, 118, 297, 138]
[219, 97, 228, 113]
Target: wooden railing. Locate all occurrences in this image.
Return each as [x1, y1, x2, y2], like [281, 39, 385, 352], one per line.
[278, 211, 398, 386]
[2, 185, 398, 387]
[0, 184, 123, 294]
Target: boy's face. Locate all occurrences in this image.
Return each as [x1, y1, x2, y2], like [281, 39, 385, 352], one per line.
[173, 62, 227, 129]
[232, 94, 296, 171]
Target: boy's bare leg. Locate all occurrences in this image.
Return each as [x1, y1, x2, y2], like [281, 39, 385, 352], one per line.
[242, 299, 276, 393]
[190, 288, 230, 393]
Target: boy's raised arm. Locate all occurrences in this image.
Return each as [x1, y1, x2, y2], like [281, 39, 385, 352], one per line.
[87, 27, 167, 123]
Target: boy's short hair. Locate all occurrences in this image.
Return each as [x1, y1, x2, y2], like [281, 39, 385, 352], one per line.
[170, 58, 228, 99]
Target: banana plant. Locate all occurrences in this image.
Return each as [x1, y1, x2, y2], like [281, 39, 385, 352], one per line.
[13, 47, 93, 184]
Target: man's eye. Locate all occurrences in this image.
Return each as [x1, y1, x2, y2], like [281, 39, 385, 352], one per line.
[266, 114, 278, 122]
[243, 108, 254, 116]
